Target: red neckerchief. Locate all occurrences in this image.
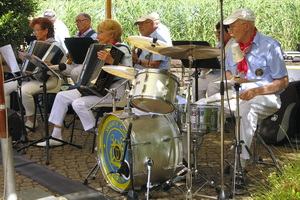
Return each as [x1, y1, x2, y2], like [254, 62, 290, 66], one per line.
[112, 41, 117, 45]
[238, 27, 258, 75]
[78, 27, 91, 37]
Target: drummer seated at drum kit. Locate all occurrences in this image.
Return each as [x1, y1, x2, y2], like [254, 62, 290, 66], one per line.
[37, 19, 133, 146]
[132, 14, 171, 71]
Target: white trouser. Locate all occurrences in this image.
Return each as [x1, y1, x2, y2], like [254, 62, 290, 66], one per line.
[193, 72, 220, 102]
[200, 92, 281, 160]
[49, 80, 126, 131]
[4, 76, 58, 116]
[70, 65, 83, 83]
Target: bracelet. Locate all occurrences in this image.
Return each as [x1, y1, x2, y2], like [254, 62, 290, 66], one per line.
[138, 60, 142, 65]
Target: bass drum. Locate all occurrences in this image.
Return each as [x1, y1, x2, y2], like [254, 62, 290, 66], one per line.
[97, 110, 183, 192]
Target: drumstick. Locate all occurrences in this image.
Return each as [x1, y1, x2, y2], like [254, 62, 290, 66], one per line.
[207, 96, 236, 104]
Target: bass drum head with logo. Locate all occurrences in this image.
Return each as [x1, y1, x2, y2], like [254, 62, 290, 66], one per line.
[97, 110, 183, 192]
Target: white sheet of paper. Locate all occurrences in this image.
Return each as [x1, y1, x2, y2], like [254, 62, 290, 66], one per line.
[0, 44, 20, 73]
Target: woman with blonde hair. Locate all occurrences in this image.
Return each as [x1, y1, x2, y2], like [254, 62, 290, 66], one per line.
[37, 19, 132, 146]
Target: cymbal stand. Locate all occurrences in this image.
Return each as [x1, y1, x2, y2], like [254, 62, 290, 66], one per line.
[230, 83, 248, 197]
[218, 0, 229, 199]
[180, 56, 217, 199]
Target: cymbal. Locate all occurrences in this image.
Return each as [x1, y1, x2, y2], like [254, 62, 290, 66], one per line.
[158, 45, 221, 60]
[102, 66, 137, 80]
[127, 36, 170, 54]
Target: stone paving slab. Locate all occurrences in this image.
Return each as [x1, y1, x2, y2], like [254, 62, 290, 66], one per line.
[1, 115, 299, 200]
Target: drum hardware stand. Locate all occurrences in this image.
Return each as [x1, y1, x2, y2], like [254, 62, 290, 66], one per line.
[178, 56, 217, 199]
[17, 61, 82, 165]
[225, 83, 248, 197]
[145, 158, 154, 200]
[88, 79, 129, 153]
[89, 79, 129, 111]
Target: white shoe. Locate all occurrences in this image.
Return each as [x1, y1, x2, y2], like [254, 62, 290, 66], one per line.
[36, 137, 63, 147]
[25, 120, 38, 131]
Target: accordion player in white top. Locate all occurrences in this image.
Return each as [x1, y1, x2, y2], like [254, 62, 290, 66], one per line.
[37, 19, 133, 146]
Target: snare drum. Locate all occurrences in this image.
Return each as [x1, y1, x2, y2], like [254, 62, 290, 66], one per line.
[176, 104, 220, 134]
[97, 111, 183, 192]
[130, 69, 179, 114]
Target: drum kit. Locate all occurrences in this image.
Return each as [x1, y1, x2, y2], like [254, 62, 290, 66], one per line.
[87, 35, 225, 199]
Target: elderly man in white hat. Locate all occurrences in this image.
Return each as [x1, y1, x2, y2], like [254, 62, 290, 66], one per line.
[223, 8, 288, 167]
[132, 14, 171, 70]
[43, 9, 70, 53]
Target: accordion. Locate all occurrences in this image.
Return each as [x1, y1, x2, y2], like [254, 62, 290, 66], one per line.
[21, 40, 64, 81]
[76, 43, 125, 96]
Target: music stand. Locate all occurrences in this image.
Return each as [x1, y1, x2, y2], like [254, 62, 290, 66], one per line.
[17, 52, 81, 164]
[64, 37, 96, 64]
[172, 41, 220, 101]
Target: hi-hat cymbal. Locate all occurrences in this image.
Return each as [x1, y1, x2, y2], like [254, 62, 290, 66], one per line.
[158, 44, 221, 60]
[102, 66, 137, 80]
[127, 36, 170, 54]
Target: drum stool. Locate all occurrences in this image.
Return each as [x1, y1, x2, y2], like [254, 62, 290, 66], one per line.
[246, 122, 281, 171]
[225, 121, 281, 175]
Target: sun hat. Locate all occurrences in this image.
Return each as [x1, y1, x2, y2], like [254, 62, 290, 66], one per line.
[134, 14, 155, 25]
[43, 9, 56, 18]
[223, 8, 255, 25]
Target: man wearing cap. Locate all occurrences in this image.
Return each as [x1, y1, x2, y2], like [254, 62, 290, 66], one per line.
[43, 9, 70, 53]
[132, 14, 171, 70]
[223, 8, 288, 167]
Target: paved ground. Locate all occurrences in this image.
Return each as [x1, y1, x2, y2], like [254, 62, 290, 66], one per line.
[1, 113, 299, 200]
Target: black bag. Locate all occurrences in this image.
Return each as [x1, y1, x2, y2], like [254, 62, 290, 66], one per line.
[260, 81, 300, 145]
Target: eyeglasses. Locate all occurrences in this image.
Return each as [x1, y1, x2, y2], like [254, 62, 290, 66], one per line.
[75, 19, 87, 23]
[33, 29, 43, 33]
[136, 21, 151, 26]
[227, 22, 247, 32]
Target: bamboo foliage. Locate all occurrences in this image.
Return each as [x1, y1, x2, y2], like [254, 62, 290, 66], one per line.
[36, 0, 300, 50]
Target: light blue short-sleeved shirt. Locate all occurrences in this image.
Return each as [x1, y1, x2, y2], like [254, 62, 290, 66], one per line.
[225, 31, 287, 94]
[135, 29, 171, 71]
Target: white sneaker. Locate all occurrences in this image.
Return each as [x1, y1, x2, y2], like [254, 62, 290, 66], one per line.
[36, 137, 63, 147]
[25, 120, 38, 131]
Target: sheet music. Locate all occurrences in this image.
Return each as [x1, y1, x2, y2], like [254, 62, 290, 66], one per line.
[0, 44, 20, 73]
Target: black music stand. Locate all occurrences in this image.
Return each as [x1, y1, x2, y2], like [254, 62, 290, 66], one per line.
[172, 41, 220, 101]
[64, 37, 96, 64]
[17, 53, 82, 165]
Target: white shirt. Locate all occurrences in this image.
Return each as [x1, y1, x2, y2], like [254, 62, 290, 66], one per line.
[54, 19, 70, 53]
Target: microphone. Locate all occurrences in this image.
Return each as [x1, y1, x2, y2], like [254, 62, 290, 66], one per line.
[151, 38, 158, 47]
[50, 63, 67, 71]
[232, 43, 244, 63]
